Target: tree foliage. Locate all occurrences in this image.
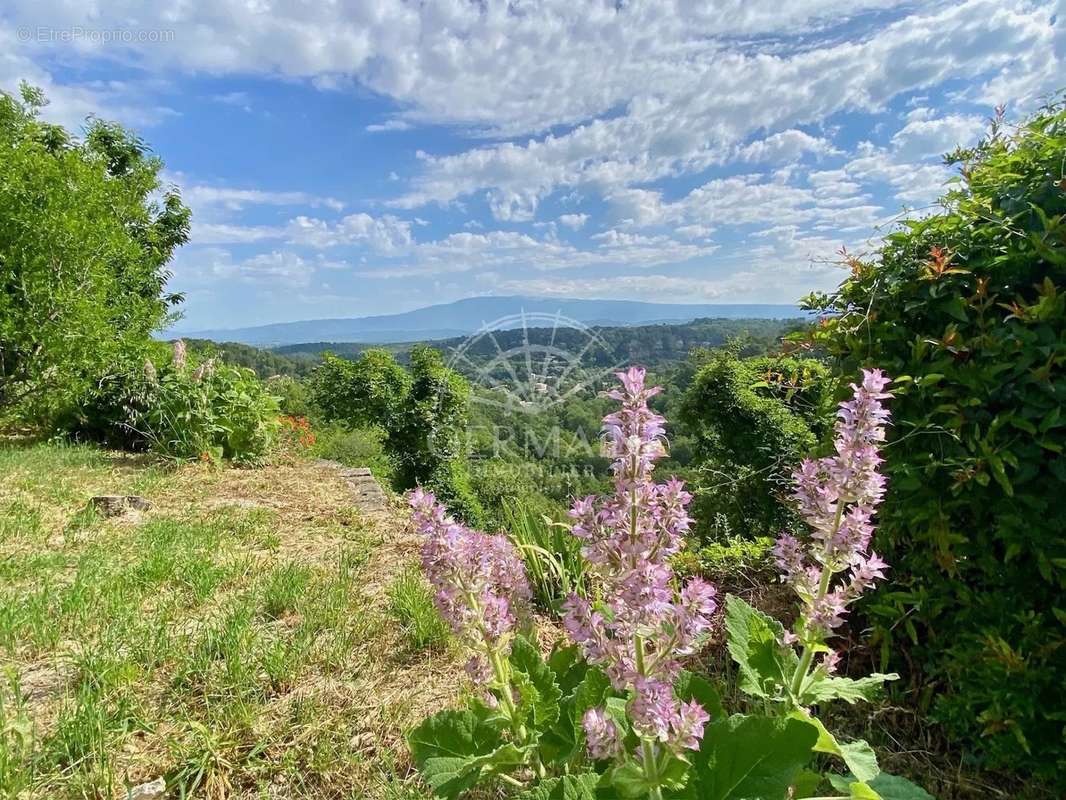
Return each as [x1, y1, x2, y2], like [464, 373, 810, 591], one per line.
[679, 351, 832, 539]
[311, 346, 483, 521]
[0, 84, 189, 424]
[184, 339, 314, 379]
[801, 98, 1066, 781]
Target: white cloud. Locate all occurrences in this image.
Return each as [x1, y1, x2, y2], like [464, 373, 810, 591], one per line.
[736, 129, 841, 163]
[172, 248, 344, 289]
[8, 0, 1059, 314]
[11, 1, 1052, 221]
[383, 0, 1057, 217]
[558, 213, 589, 230]
[366, 118, 413, 132]
[286, 213, 414, 252]
[191, 222, 284, 245]
[174, 180, 345, 212]
[889, 112, 988, 158]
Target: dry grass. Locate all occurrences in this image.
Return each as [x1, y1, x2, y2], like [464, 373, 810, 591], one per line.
[0, 440, 462, 799]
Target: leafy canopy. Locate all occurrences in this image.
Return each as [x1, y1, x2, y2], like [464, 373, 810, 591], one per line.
[801, 97, 1066, 783]
[0, 83, 189, 424]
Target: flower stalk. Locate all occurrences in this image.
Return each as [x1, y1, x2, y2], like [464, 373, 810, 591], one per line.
[408, 488, 532, 740]
[563, 367, 717, 798]
[774, 369, 893, 702]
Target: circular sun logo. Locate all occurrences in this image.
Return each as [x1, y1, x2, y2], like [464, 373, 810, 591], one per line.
[446, 311, 622, 413]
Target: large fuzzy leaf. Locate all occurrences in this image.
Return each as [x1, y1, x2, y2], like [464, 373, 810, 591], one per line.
[674, 670, 725, 719]
[828, 772, 936, 800]
[801, 672, 899, 705]
[724, 594, 798, 700]
[539, 666, 612, 765]
[683, 714, 818, 800]
[408, 708, 522, 798]
[516, 773, 603, 800]
[547, 643, 590, 694]
[511, 634, 563, 731]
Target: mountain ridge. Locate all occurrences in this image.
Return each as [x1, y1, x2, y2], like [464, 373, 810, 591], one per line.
[173, 295, 804, 346]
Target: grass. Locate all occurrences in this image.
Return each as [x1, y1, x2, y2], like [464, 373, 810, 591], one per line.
[502, 498, 586, 612]
[0, 440, 459, 799]
[387, 568, 451, 654]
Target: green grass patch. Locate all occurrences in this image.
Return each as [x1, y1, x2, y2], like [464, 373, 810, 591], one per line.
[387, 567, 451, 653]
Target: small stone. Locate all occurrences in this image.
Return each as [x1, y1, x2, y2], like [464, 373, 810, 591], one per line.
[89, 495, 128, 517]
[89, 495, 151, 516]
[128, 777, 165, 800]
[126, 496, 151, 511]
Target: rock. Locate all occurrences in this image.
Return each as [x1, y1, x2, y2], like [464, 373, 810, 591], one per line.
[338, 467, 372, 478]
[127, 496, 151, 511]
[317, 462, 389, 512]
[89, 495, 151, 517]
[127, 777, 165, 800]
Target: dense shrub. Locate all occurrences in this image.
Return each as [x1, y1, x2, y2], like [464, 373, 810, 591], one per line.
[679, 351, 832, 540]
[802, 99, 1066, 782]
[311, 424, 392, 480]
[58, 342, 170, 449]
[137, 347, 280, 464]
[64, 341, 280, 463]
[311, 345, 483, 521]
[265, 375, 315, 418]
[0, 84, 189, 426]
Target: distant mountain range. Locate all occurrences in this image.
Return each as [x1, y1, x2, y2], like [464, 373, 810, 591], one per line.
[174, 295, 805, 346]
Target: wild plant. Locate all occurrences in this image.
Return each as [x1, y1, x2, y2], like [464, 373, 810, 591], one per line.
[503, 498, 587, 611]
[387, 566, 452, 652]
[560, 367, 716, 799]
[405, 368, 933, 800]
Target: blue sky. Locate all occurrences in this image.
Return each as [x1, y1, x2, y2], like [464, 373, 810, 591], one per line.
[2, 1, 1062, 330]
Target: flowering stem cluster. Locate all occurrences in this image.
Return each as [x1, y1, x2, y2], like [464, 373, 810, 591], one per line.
[773, 369, 893, 702]
[408, 488, 533, 741]
[563, 368, 717, 799]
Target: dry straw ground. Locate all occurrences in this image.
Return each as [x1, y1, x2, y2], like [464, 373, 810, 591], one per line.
[0, 441, 460, 799]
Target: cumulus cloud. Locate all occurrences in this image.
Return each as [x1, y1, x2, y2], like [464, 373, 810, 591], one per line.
[172, 248, 345, 289]
[10, 0, 1059, 313]
[889, 112, 988, 159]
[366, 118, 414, 133]
[558, 213, 589, 230]
[176, 182, 345, 212]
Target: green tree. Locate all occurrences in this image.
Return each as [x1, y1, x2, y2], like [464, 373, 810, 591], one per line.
[311, 346, 483, 521]
[0, 83, 189, 425]
[679, 350, 831, 539]
[803, 99, 1066, 782]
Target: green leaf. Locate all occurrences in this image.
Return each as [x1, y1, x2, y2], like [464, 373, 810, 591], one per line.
[408, 708, 521, 798]
[686, 714, 819, 800]
[540, 665, 611, 765]
[837, 741, 881, 784]
[801, 672, 898, 705]
[547, 643, 589, 694]
[674, 670, 725, 719]
[724, 594, 798, 700]
[829, 772, 935, 800]
[421, 743, 526, 798]
[789, 711, 880, 781]
[511, 634, 563, 731]
[516, 773, 602, 800]
[845, 781, 882, 799]
[792, 769, 825, 798]
[866, 773, 937, 800]
[609, 759, 654, 798]
[942, 297, 969, 323]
